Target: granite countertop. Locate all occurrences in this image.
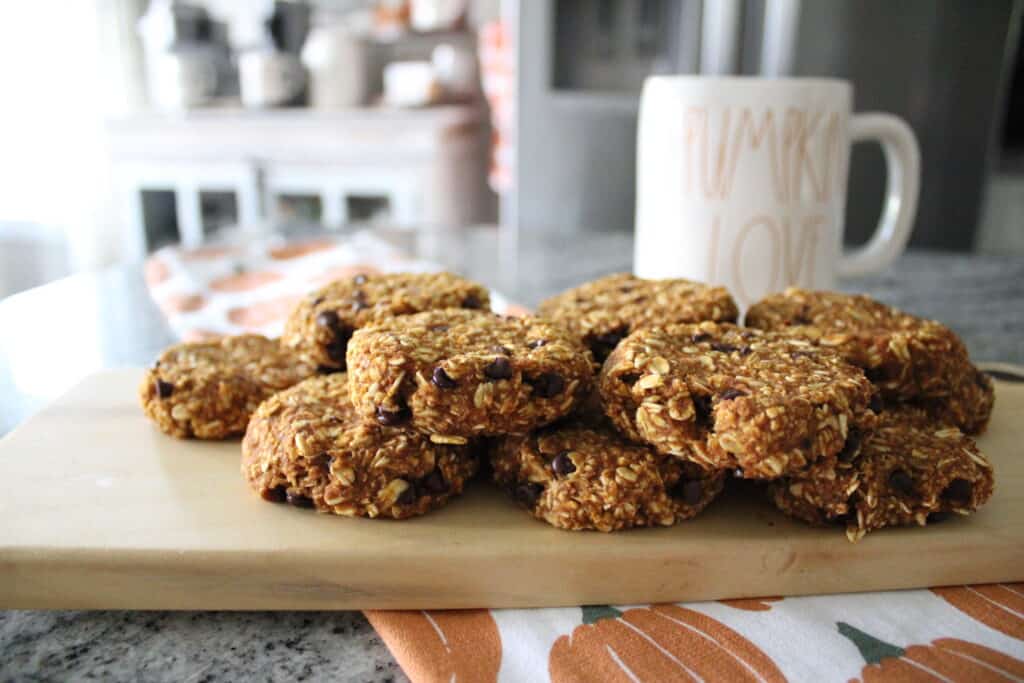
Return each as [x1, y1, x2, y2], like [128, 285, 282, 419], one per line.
[2, 227, 1023, 682]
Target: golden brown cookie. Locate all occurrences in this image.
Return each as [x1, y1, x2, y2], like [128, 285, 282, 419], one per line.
[895, 366, 995, 435]
[770, 407, 995, 542]
[242, 373, 478, 519]
[346, 309, 594, 438]
[599, 322, 877, 479]
[491, 412, 725, 531]
[281, 271, 491, 370]
[537, 273, 739, 361]
[140, 335, 316, 439]
[745, 288, 993, 433]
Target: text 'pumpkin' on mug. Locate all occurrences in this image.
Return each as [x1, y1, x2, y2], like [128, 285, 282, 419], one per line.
[634, 76, 920, 308]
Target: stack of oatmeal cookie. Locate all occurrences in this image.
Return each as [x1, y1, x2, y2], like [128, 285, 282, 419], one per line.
[138, 271, 996, 541]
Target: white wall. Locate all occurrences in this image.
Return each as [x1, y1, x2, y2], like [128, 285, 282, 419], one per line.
[0, 1, 122, 271]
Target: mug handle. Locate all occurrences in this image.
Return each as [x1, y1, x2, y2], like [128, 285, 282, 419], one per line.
[839, 113, 921, 277]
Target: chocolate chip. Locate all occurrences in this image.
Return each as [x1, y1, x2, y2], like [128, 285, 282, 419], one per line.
[286, 492, 314, 508]
[261, 486, 287, 503]
[738, 345, 753, 356]
[865, 366, 887, 383]
[376, 405, 411, 426]
[718, 388, 746, 401]
[320, 311, 353, 361]
[833, 509, 856, 527]
[710, 342, 739, 354]
[490, 345, 511, 356]
[527, 339, 546, 349]
[793, 314, 811, 325]
[484, 356, 513, 380]
[514, 482, 543, 507]
[529, 372, 565, 398]
[430, 324, 450, 333]
[351, 291, 369, 311]
[420, 469, 448, 494]
[927, 511, 953, 524]
[155, 379, 174, 398]
[551, 452, 576, 476]
[316, 310, 340, 329]
[692, 394, 713, 430]
[590, 328, 627, 361]
[325, 339, 348, 364]
[942, 478, 972, 504]
[353, 273, 368, 285]
[312, 453, 332, 471]
[837, 428, 862, 462]
[619, 372, 639, 387]
[869, 394, 883, 413]
[431, 367, 457, 389]
[397, 482, 417, 505]
[691, 333, 711, 343]
[311, 296, 325, 306]
[675, 479, 703, 506]
[462, 293, 483, 309]
[789, 350, 814, 360]
[889, 469, 915, 495]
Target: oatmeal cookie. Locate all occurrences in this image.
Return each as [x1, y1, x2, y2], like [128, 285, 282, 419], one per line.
[745, 289, 992, 427]
[242, 373, 477, 519]
[346, 309, 593, 438]
[894, 366, 995, 435]
[491, 412, 725, 531]
[770, 407, 994, 542]
[599, 321, 877, 479]
[282, 271, 490, 370]
[140, 334, 316, 439]
[537, 273, 738, 361]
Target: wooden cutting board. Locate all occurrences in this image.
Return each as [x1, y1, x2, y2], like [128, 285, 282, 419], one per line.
[1, 368, 1021, 610]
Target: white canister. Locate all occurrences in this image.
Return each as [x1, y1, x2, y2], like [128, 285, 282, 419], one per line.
[301, 24, 378, 109]
[238, 48, 306, 108]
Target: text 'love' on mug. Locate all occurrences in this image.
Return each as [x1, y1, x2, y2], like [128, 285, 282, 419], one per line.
[634, 77, 920, 308]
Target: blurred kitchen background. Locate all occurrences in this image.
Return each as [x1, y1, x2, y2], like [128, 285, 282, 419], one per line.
[0, 0, 1021, 301]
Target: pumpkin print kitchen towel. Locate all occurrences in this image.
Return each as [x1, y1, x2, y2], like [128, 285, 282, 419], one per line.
[368, 584, 1024, 682]
[142, 230, 519, 341]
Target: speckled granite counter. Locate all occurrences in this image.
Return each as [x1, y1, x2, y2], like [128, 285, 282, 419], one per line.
[2, 227, 1022, 682]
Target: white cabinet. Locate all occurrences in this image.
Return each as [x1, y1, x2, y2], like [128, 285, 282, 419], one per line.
[106, 106, 494, 258]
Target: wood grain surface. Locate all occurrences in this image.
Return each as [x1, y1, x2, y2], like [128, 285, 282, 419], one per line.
[1, 368, 1021, 610]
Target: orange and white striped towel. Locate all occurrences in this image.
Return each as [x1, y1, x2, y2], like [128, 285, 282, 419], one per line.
[143, 231, 518, 342]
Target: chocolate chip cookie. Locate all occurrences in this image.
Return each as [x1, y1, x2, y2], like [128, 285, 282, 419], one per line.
[537, 273, 739, 361]
[491, 412, 725, 531]
[346, 309, 594, 438]
[599, 322, 877, 479]
[745, 288, 993, 432]
[242, 373, 478, 519]
[140, 334, 316, 439]
[770, 407, 995, 542]
[282, 271, 491, 370]
[896, 366, 995, 435]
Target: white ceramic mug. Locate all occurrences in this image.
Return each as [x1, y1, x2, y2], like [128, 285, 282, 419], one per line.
[634, 76, 920, 308]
